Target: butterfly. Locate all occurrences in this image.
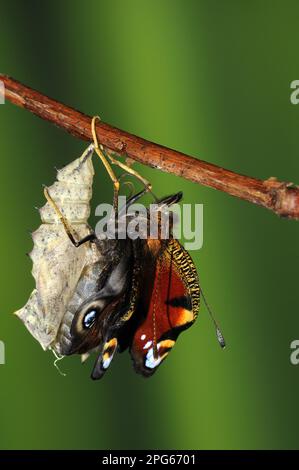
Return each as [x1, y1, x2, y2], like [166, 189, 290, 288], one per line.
[16, 125, 224, 380]
[64, 190, 201, 379]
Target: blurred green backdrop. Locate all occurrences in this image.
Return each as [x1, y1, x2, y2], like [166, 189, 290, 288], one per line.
[0, 0, 299, 450]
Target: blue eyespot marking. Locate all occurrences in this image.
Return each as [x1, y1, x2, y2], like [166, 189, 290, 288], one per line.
[83, 310, 97, 329]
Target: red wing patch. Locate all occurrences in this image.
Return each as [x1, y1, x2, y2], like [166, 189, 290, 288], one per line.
[130, 239, 200, 377]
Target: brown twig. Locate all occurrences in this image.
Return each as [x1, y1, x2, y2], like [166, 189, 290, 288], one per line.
[1, 74, 299, 219]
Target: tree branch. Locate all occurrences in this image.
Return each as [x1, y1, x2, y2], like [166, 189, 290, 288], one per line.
[1, 74, 299, 219]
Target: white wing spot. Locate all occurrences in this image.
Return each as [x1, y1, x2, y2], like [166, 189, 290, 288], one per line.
[102, 355, 114, 370]
[145, 344, 163, 369]
[102, 345, 117, 370]
[143, 340, 152, 350]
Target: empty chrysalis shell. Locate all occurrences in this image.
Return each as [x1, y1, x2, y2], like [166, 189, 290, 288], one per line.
[15, 145, 96, 351]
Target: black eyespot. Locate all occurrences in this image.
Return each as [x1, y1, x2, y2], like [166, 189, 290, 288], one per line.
[83, 310, 97, 329]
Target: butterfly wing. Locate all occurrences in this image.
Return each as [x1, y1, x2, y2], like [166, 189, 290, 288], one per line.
[90, 251, 142, 380]
[62, 239, 140, 379]
[130, 238, 200, 377]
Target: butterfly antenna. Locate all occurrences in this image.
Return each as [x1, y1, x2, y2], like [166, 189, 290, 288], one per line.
[152, 257, 162, 360]
[200, 287, 226, 349]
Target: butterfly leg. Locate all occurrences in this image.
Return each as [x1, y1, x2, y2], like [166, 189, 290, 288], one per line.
[43, 187, 96, 247]
[104, 146, 151, 191]
[91, 116, 121, 211]
[91, 116, 155, 206]
[105, 150, 161, 202]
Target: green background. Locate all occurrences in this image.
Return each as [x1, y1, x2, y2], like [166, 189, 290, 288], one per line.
[0, 0, 299, 450]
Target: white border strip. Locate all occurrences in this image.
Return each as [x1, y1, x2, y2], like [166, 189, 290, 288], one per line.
[0, 80, 5, 104]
